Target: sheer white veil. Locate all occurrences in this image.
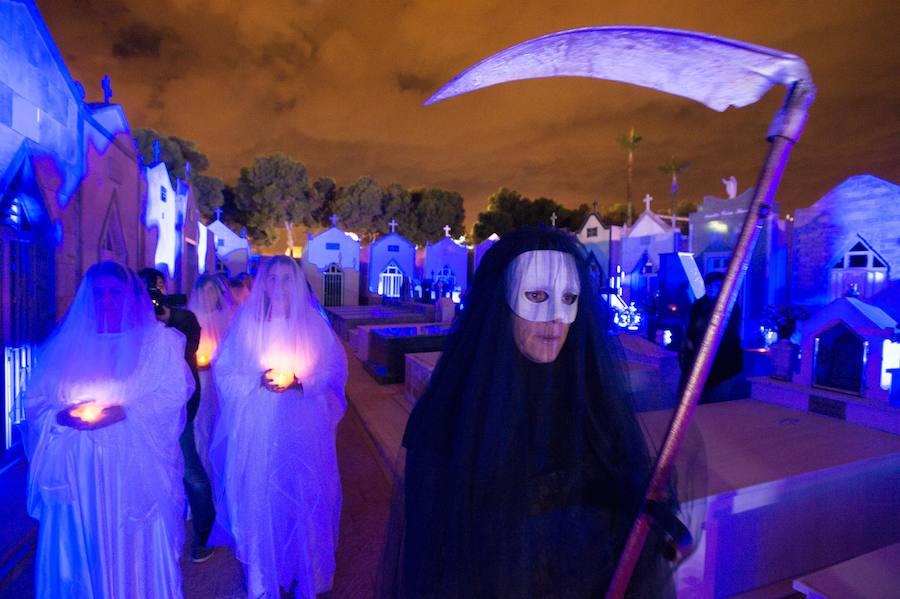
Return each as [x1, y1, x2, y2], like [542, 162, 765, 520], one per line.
[27, 261, 157, 412]
[218, 255, 333, 382]
[188, 273, 236, 364]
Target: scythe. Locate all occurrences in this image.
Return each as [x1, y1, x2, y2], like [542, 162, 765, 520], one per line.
[424, 26, 816, 598]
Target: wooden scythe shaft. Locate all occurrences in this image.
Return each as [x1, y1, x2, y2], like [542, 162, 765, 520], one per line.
[605, 80, 816, 599]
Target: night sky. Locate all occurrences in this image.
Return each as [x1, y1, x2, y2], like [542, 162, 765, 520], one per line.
[40, 0, 900, 224]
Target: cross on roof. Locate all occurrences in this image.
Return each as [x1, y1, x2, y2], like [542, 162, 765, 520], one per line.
[550, 212, 558, 227]
[101, 74, 113, 104]
[443, 225, 451, 237]
[214, 208, 223, 221]
[643, 193, 653, 212]
[388, 218, 398, 233]
[593, 199, 599, 212]
[330, 214, 340, 227]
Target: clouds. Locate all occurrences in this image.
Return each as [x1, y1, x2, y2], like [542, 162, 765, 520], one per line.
[38, 0, 900, 223]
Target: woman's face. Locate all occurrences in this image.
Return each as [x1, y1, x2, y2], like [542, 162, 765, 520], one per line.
[512, 314, 571, 363]
[92, 275, 128, 333]
[265, 262, 294, 317]
[505, 250, 580, 364]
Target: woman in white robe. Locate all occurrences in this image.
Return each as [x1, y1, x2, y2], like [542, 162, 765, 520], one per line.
[188, 273, 236, 476]
[211, 255, 347, 598]
[24, 261, 194, 599]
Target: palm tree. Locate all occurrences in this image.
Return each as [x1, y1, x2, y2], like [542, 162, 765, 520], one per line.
[658, 157, 690, 227]
[616, 128, 642, 226]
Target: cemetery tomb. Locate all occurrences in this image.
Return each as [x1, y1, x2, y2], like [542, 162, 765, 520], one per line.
[326, 304, 434, 341]
[364, 325, 451, 384]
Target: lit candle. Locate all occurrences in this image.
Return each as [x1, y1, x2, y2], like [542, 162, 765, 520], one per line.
[70, 402, 104, 424]
[268, 370, 295, 388]
[196, 338, 217, 369]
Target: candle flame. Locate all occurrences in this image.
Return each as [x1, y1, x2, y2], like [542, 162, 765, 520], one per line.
[71, 402, 103, 423]
[268, 370, 295, 388]
[197, 353, 210, 367]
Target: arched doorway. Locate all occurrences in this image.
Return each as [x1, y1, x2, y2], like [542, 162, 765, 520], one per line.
[814, 323, 865, 395]
[322, 263, 343, 307]
[0, 169, 53, 454]
[433, 264, 456, 298]
[378, 261, 404, 299]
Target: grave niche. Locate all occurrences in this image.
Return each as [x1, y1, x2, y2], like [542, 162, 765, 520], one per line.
[814, 323, 864, 395]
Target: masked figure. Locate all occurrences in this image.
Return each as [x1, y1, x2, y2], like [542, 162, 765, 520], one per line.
[389, 228, 700, 598]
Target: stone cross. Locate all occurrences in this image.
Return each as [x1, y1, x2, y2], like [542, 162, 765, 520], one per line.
[550, 212, 558, 227]
[389, 219, 398, 233]
[101, 74, 113, 104]
[153, 139, 161, 163]
[330, 214, 340, 227]
[214, 208, 223, 221]
[643, 193, 653, 212]
[443, 225, 451, 238]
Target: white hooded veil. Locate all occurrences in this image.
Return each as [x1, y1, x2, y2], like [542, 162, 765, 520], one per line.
[188, 273, 236, 474]
[211, 255, 347, 598]
[23, 261, 194, 599]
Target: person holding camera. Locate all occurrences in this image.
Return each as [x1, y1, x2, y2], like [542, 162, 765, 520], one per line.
[138, 268, 217, 563]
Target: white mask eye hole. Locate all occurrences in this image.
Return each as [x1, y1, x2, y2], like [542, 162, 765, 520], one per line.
[562, 292, 578, 306]
[524, 290, 548, 303]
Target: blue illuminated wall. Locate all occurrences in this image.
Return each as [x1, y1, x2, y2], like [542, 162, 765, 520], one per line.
[368, 231, 415, 295]
[424, 236, 468, 295]
[791, 175, 900, 307]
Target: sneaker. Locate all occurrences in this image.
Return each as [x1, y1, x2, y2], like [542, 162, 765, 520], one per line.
[191, 545, 215, 563]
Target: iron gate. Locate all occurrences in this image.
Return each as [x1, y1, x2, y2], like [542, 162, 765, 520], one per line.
[323, 263, 343, 307]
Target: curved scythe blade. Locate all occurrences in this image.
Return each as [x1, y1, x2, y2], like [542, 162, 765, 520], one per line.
[426, 26, 810, 113]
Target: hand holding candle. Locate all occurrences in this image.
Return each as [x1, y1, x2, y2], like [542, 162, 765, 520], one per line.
[261, 369, 300, 393]
[57, 401, 126, 430]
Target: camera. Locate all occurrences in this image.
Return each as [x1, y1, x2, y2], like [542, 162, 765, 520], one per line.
[148, 288, 168, 316]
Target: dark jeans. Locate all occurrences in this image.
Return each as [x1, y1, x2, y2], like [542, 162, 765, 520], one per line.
[180, 421, 216, 548]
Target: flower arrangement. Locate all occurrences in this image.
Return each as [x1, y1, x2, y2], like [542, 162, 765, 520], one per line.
[761, 304, 810, 341]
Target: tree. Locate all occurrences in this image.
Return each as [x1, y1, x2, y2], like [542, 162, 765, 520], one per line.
[311, 177, 340, 227]
[616, 127, 642, 226]
[658, 157, 690, 227]
[601, 202, 629, 227]
[472, 188, 522, 243]
[234, 154, 321, 250]
[380, 183, 420, 240]
[472, 190, 591, 242]
[192, 174, 225, 220]
[411, 188, 466, 244]
[674, 198, 699, 218]
[559, 203, 591, 231]
[133, 128, 209, 185]
[331, 176, 384, 242]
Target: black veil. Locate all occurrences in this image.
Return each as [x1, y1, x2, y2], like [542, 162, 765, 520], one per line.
[383, 227, 701, 598]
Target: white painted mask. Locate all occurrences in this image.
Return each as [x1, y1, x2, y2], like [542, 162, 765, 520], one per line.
[504, 250, 580, 324]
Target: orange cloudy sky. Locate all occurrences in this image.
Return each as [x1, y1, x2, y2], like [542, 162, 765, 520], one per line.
[39, 0, 899, 225]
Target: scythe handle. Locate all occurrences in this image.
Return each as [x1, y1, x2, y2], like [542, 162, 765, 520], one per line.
[605, 79, 815, 599]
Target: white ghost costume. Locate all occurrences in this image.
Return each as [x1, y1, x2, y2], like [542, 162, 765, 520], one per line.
[210, 256, 347, 598]
[187, 274, 236, 476]
[23, 261, 193, 599]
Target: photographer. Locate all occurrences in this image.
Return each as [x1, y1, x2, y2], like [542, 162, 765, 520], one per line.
[138, 268, 217, 563]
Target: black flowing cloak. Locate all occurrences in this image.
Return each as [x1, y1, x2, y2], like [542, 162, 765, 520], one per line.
[391, 228, 680, 598]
